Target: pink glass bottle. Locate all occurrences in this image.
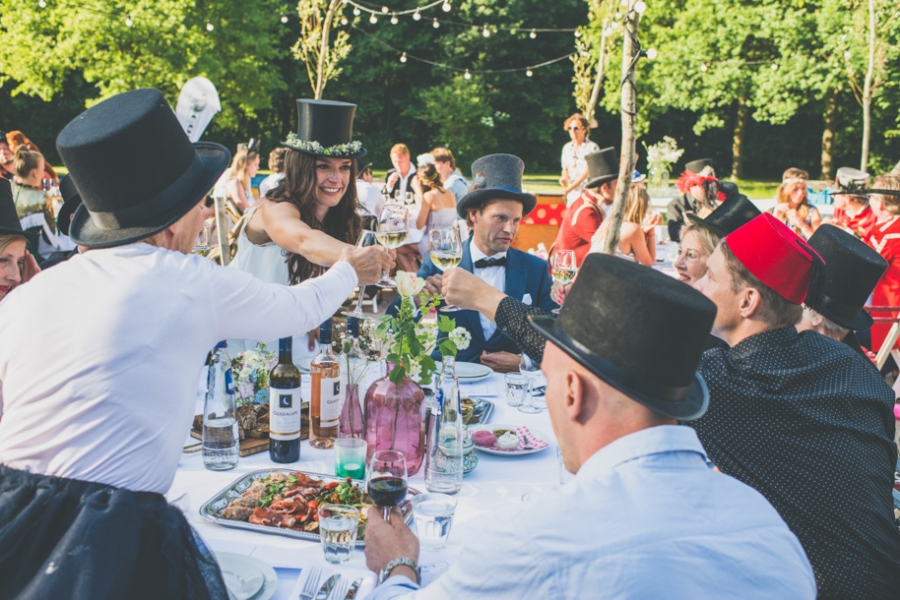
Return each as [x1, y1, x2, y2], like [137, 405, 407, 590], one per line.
[364, 366, 425, 476]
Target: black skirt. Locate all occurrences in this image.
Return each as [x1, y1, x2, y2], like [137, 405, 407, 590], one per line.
[0, 465, 228, 600]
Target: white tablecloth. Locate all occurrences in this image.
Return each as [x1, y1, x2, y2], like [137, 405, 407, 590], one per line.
[171, 372, 558, 599]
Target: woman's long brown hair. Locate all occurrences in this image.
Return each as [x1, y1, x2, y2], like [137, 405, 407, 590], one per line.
[268, 149, 361, 284]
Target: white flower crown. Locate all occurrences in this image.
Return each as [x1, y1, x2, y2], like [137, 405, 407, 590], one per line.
[283, 133, 364, 157]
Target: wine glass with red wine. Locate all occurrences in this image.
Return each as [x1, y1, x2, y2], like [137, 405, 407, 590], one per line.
[367, 449, 409, 521]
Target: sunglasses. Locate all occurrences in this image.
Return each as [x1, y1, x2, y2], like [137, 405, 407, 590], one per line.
[568, 126, 584, 131]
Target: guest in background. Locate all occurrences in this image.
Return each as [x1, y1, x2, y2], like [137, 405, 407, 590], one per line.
[0, 180, 39, 301]
[258, 147, 287, 199]
[771, 167, 821, 238]
[411, 163, 457, 258]
[551, 148, 616, 266]
[10, 146, 59, 263]
[385, 143, 416, 202]
[589, 185, 660, 266]
[36, 175, 86, 269]
[559, 113, 601, 206]
[431, 147, 468, 202]
[0, 131, 13, 180]
[798, 224, 886, 357]
[830, 167, 875, 240]
[355, 162, 384, 226]
[865, 173, 900, 355]
[6, 130, 58, 185]
[224, 147, 259, 213]
[666, 158, 717, 242]
[365, 254, 816, 600]
[691, 213, 900, 598]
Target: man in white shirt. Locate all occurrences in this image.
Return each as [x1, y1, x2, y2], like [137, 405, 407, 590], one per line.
[430, 147, 468, 202]
[0, 88, 392, 600]
[385, 143, 416, 201]
[356, 162, 385, 219]
[363, 254, 816, 599]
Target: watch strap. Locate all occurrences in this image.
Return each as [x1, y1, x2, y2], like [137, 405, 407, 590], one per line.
[379, 556, 421, 585]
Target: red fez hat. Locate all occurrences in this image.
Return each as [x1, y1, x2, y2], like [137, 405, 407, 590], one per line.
[724, 213, 824, 305]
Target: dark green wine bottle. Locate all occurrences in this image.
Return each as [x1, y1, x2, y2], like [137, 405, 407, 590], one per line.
[269, 337, 302, 463]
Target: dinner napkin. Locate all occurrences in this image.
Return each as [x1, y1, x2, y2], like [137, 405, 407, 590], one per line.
[515, 426, 548, 451]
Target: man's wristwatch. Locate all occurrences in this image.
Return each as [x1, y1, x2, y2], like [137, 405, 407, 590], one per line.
[379, 556, 421, 585]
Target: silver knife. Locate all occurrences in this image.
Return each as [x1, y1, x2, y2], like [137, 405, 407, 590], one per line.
[345, 578, 363, 600]
[314, 574, 339, 600]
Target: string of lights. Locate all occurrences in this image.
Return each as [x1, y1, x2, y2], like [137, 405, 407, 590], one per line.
[35, 0, 216, 30]
[353, 26, 576, 78]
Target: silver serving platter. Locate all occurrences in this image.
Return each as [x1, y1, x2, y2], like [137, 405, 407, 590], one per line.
[463, 397, 494, 425]
[199, 468, 419, 547]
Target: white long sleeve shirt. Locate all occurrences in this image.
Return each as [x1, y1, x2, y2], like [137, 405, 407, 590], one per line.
[0, 243, 357, 494]
[366, 425, 816, 600]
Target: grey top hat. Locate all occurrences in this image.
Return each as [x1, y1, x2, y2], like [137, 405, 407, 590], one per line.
[583, 147, 618, 189]
[456, 154, 537, 219]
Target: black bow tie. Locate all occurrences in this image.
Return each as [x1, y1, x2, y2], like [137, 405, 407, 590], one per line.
[474, 257, 507, 269]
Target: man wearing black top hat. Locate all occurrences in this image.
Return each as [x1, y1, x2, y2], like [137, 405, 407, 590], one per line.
[363, 254, 815, 599]
[797, 224, 887, 357]
[551, 147, 617, 267]
[418, 153, 557, 371]
[667, 158, 715, 242]
[691, 214, 900, 599]
[0, 88, 391, 599]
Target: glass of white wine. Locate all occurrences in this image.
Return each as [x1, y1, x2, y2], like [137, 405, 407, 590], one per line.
[429, 225, 463, 312]
[344, 230, 382, 315]
[550, 250, 577, 315]
[375, 205, 410, 288]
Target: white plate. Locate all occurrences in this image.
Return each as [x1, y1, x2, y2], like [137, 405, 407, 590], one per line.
[468, 424, 550, 456]
[215, 552, 277, 600]
[297, 357, 314, 372]
[455, 362, 492, 381]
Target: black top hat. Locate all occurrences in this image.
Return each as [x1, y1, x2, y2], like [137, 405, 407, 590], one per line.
[282, 99, 366, 159]
[806, 224, 887, 331]
[687, 190, 761, 238]
[583, 147, 619, 189]
[685, 158, 714, 174]
[457, 154, 537, 218]
[58, 88, 230, 248]
[55, 175, 81, 237]
[0, 178, 38, 239]
[530, 253, 716, 420]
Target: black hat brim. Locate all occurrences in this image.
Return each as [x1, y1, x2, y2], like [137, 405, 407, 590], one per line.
[56, 195, 80, 237]
[584, 174, 618, 189]
[529, 314, 709, 421]
[69, 143, 229, 248]
[686, 213, 727, 238]
[0, 226, 39, 240]
[456, 188, 537, 219]
[280, 143, 367, 160]
[809, 299, 874, 331]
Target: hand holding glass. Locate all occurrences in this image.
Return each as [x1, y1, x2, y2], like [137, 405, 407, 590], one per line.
[429, 226, 463, 312]
[550, 250, 576, 314]
[345, 230, 383, 314]
[375, 205, 410, 288]
[367, 449, 409, 521]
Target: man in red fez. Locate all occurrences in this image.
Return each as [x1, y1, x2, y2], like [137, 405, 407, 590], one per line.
[691, 213, 900, 599]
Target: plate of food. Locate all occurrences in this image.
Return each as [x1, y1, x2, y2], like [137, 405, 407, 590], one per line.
[455, 362, 493, 382]
[460, 396, 494, 425]
[468, 424, 550, 456]
[200, 470, 419, 546]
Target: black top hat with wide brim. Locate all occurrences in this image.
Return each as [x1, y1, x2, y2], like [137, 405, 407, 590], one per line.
[457, 154, 536, 218]
[529, 253, 716, 421]
[55, 175, 81, 237]
[0, 179, 38, 239]
[583, 147, 619, 189]
[59, 88, 230, 248]
[281, 99, 366, 159]
[806, 224, 886, 330]
[687, 191, 761, 238]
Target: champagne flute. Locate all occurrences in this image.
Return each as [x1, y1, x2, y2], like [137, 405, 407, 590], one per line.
[344, 230, 381, 316]
[429, 226, 463, 312]
[367, 449, 409, 521]
[550, 250, 576, 315]
[193, 221, 211, 256]
[375, 205, 410, 288]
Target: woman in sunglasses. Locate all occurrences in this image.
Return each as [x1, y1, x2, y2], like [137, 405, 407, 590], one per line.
[559, 113, 600, 206]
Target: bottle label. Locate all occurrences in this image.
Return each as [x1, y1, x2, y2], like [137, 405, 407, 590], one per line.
[269, 387, 302, 440]
[225, 368, 235, 395]
[320, 377, 341, 428]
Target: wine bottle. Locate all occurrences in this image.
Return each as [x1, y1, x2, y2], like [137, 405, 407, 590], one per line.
[311, 320, 341, 449]
[269, 337, 302, 463]
[339, 317, 366, 439]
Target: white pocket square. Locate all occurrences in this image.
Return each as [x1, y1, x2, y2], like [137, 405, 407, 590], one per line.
[522, 293, 533, 305]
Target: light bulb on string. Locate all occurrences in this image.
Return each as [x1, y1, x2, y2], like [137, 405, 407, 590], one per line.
[771, 62, 778, 70]
[280, 13, 288, 24]
[353, 6, 361, 16]
[433, 18, 440, 28]
[614, 11, 622, 19]
[510, 28, 517, 34]
[38, 0, 46, 7]
[400, 52, 407, 63]
[206, 21, 214, 31]
[634, 1, 647, 14]
[529, 29, 537, 39]
[341, 16, 348, 25]
[464, 69, 471, 80]
[391, 13, 398, 24]
[125, 14, 133, 27]
[700, 62, 708, 72]
[369, 14, 378, 24]
[413, 10, 421, 21]
[574, 30, 581, 38]
[381, 6, 388, 13]
[442, 1, 451, 12]
[645, 48, 657, 60]
[526, 68, 534, 77]
[482, 26, 490, 38]
[844, 51, 851, 59]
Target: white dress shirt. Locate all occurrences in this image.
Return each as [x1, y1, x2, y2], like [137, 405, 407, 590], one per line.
[258, 172, 284, 199]
[0, 243, 357, 494]
[366, 425, 816, 600]
[469, 243, 506, 340]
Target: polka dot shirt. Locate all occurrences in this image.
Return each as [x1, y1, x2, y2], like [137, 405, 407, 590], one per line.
[691, 326, 900, 598]
[496, 296, 549, 364]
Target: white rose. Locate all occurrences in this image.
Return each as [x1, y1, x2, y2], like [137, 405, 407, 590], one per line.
[408, 360, 423, 380]
[396, 271, 426, 297]
[450, 327, 472, 350]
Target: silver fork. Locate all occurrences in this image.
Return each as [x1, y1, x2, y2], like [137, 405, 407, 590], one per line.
[520, 433, 533, 451]
[299, 566, 322, 600]
[329, 578, 349, 600]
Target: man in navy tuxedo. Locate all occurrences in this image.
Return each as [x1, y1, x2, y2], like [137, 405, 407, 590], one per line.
[419, 154, 557, 371]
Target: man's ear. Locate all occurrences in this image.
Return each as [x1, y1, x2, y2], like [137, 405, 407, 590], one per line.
[739, 286, 763, 319]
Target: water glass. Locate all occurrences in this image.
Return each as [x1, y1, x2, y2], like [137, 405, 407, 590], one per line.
[412, 493, 458, 551]
[518, 356, 546, 414]
[504, 373, 528, 408]
[318, 505, 360, 564]
[335, 437, 367, 479]
[193, 221, 211, 255]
